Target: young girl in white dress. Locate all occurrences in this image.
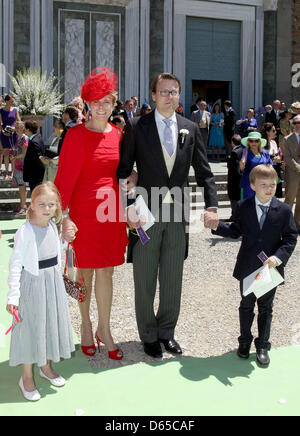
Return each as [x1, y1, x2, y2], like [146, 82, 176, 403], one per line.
[6, 182, 75, 401]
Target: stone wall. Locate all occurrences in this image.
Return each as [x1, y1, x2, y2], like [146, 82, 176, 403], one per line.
[14, 0, 31, 74]
[263, 10, 277, 104]
[149, 0, 164, 100]
[276, 0, 292, 104]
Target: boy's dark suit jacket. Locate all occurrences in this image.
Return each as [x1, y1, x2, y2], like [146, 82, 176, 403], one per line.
[212, 196, 298, 281]
[23, 134, 45, 183]
[117, 110, 218, 262]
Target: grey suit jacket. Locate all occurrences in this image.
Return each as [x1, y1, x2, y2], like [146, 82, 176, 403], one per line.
[282, 132, 300, 174]
[190, 109, 211, 129]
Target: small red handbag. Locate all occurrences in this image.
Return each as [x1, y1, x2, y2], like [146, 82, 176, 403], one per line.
[63, 244, 86, 303]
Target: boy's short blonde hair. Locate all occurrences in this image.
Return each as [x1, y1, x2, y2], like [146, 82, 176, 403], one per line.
[249, 164, 277, 185]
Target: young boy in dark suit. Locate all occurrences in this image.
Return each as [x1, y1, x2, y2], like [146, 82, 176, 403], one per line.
[212, 164, 298, 365]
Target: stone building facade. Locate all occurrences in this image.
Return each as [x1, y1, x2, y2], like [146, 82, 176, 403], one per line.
[0, 0, 299, 129]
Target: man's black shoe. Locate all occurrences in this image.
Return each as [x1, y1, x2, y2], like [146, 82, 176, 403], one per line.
[159, 339, 182, 354]
[143, 341, 162, 358]
[237, 344, 251, 359]
[256, 349, 270, 366]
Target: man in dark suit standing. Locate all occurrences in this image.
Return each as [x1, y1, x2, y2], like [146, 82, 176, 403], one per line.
[117, 73, 219, 358]
[282, 114, 300, 233]
[123, 99, 135, 123]
[23, 121, 45, 192]
[265, 99, 281, 141]
[223, 100, 236, 157]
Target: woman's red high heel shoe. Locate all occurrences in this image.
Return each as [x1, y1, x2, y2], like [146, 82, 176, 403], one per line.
[81, 326, 96, 357]
[81, 344, 96, 357]
[95, 333, 123, 360]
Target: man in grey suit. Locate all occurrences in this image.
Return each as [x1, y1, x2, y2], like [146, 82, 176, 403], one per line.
[191, 100, 211, 148]
[117, 73, 219, 358]
[282, 114, 300, 233]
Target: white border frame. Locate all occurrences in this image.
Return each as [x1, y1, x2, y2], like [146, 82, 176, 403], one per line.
[173, 0, 262, 115]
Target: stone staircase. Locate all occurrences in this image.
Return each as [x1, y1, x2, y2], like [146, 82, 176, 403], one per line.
[0, 163, 284, 221]
[0, 169, 31, 220]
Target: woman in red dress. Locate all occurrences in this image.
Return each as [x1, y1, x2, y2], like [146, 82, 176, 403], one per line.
[55, 68, 129, 359]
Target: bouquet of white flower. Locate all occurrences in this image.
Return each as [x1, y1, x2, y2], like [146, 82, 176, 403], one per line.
[8, 68, 65, 117]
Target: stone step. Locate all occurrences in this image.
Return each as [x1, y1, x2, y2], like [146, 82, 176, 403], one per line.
[0, 187, 31, 200]
[0, 210, 27, 220]
[191, 200, 231, 210]
[0, 198, 31, 211]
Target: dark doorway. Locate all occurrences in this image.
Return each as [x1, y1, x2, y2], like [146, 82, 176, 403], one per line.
[192, 80, 231, 109]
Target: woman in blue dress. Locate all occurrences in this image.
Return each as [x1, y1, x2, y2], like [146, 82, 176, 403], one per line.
[208, 103, 224, 161]
[0, 95, 21, 179]
[239, 132, 273, 199]
[236, 108, 258, 138]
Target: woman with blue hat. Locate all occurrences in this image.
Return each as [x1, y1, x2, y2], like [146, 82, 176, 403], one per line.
[239, 132, 273, 199]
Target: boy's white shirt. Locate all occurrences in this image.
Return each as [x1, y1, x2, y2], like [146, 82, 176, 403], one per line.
[7, 220, 62, 307]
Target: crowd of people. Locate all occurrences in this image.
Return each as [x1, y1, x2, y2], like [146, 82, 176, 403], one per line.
[189, 97, 300, 162]
[2, 69, 299, 402]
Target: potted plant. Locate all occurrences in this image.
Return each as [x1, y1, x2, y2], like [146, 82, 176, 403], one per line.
[8, 68, 65, 127]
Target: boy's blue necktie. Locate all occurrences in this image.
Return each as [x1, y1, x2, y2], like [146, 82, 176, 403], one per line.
[259, 205, 268, 229]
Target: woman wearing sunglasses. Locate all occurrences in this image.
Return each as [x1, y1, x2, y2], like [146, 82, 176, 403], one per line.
[239, 132, 273, 199]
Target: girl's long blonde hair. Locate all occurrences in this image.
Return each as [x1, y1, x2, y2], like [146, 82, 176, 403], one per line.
[26, 182, 63, 227]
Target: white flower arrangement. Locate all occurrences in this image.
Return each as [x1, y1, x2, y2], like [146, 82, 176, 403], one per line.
[8, 68, 65, 117]
[179, 129, 189, 144]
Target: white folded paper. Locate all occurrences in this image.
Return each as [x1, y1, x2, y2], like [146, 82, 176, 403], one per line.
[134, 195, 155, 232]
[243, 264, 284, 298]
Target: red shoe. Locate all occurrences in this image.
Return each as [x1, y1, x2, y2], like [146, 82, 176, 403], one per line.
[95, 333, 123, 360]
[81, 325, 96, 357]
[81, 344, 96, 357]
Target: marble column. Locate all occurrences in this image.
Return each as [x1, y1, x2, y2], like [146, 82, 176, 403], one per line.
[0, 0, 4, 89]
[263, 0, 278, 104]
[30, 0, 40, 69]
[125, 0, 139, 100]
[41, 0, 54, 140]
[2, 0, 14, 92]
[164, 0, 173, 73]
[140, 0, 150, 105]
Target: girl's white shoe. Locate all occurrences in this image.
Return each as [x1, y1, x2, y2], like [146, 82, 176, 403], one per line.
[39, 369, 66, 387]
[18, 377, 41, 402]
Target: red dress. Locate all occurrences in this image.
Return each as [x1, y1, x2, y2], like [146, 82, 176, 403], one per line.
[55, 123, 128, 268]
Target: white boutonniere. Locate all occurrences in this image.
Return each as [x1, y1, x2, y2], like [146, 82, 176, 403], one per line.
[179, 129, 189, 145]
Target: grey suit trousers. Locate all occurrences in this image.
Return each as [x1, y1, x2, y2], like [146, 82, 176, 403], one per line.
[132, 206, 186, 342]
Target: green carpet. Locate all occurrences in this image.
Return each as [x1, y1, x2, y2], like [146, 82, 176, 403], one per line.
[1, 220, 300, 416]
